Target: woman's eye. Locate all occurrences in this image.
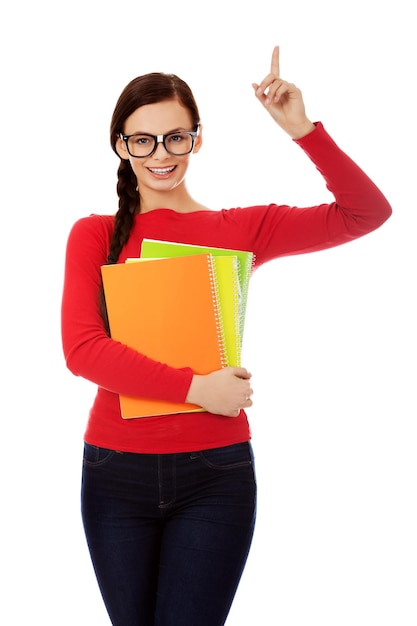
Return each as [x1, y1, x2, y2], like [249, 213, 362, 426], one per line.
[168, 134, 184, 143]
[135, 136, 150, 145]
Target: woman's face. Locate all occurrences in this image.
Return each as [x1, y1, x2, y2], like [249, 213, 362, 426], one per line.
[116, 99, 202, 198]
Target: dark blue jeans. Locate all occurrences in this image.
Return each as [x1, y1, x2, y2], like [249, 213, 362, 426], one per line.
[81, 441, 257, 626]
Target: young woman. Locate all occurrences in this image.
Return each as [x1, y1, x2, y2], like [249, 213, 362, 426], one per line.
[61, 46, 392, 625]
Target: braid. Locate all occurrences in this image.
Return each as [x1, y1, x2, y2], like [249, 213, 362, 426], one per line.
[109, 160, 139, 261]
[99, 160, 139, 334]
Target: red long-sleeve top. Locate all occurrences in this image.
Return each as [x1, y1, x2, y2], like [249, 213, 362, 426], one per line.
[61, 123, 392, 453]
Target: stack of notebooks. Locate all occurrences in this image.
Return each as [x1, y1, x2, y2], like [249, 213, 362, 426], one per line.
[101, 239, 254, 418]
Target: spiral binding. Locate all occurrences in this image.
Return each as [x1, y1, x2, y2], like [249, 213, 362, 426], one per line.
[206, 254, 228, 368]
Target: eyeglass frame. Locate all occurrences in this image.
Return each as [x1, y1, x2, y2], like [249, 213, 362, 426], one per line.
[119, 127, 200, 158]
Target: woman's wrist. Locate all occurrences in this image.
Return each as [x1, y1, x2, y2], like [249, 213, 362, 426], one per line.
[287, 120, 316, 140]
[185, 374, 203, 406]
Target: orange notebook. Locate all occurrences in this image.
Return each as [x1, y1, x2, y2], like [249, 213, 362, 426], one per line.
[101, 254, 226, 418]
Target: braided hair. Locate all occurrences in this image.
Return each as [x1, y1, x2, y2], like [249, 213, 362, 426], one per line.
[99, 72, 201, 332]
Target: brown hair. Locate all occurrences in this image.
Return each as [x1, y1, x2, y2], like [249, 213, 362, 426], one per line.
[100, 73, 201, 332]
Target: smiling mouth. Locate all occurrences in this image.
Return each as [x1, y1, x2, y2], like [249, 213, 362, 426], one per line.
[147, 166, 176, 175]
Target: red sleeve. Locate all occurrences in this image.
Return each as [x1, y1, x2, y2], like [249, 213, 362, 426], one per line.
[234, 122, 392, 265]
[61, 214, 193, 402]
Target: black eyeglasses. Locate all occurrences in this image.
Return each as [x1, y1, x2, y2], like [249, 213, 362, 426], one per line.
[119, 128, 199, 158]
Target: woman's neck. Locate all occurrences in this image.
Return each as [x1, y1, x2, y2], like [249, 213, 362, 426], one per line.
[138, 185, 209, 214]
[139, 198, 209, 214]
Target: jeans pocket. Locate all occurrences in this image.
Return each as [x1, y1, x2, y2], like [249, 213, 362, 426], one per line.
[83, 443, 117, 467]
[195, 442, 254, 471]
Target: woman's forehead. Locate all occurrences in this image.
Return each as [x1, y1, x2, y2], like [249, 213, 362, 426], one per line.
[124, 99, 192, 134]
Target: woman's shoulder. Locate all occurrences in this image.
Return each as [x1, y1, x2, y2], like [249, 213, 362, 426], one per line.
[66, 213, 115, 253]
[68, 213, 114, 237]
[72, 212, 114, 229]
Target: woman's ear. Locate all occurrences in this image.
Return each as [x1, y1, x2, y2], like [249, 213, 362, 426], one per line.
[115, 136, 130, 160]
[193, 124, 203, 154]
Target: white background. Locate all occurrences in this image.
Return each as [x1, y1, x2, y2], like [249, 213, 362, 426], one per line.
[1, 1, 415, 624]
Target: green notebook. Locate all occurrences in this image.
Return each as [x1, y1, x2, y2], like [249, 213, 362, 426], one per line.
[140, 239, 254, 341]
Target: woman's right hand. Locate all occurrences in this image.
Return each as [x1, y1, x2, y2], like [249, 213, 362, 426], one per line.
[252, 45, 315, 139]
[186, 367, 253, 417]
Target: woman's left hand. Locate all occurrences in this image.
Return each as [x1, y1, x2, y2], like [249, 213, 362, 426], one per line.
[252, 45, 316, 139]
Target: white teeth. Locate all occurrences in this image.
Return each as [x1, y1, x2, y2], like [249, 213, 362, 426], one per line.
[149, 167, 175, 174]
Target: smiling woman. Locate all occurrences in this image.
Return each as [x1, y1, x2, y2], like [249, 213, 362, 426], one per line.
[60, 46, 392, 626]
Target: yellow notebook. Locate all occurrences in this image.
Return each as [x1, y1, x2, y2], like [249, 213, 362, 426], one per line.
[101, 254, 226, 418]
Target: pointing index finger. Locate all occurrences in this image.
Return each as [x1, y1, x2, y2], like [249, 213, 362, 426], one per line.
[271, 45, 280, 77]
